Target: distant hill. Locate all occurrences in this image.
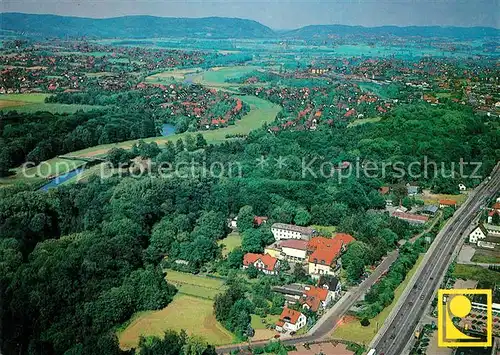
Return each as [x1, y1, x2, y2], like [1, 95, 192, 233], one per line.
[1, 13, 498, 40]
[284, 24, 500, 40]
[0, 13, 275, 39]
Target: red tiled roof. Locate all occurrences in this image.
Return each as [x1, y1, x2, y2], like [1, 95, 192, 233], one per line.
[309, 244, 341, 265]
[243, 253, 278, 272]
[254, 216, 268, 226]
[334, 233, 356, 245]
[391, 212, 429, 222]
[439, 199, 457, 206]
[279, 239, 308, 251]
[278, 307, 302, 325]
[307, 237, 335, 251]
[492, 203, 500, 210]
[302, 286, 329, 312]
[379, 186, 390, 195]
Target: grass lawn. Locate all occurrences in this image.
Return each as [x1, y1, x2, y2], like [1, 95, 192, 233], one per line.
[218, 232, 242, 257]
[165, 270, 226, 300]
[332, 254, 425, 346]
[250, 314, 279, 330]
[347, 117, 382, 128]
[471, 249, 500, 264]
[118, 294, 234, 350]
[312, 225, 337, 237]
[453, 264, 500, 284]
[199, 66, 260, 87]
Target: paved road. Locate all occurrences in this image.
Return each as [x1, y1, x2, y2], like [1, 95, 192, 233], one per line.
[371, 164, 500, 355]
[216, 250, 400, 354]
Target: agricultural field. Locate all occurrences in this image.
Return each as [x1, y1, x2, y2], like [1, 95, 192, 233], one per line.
[145, 68, 202, 83]
[164, 270, 226, 300]
[218, 232, 242, 257]
[332, 254, 425, 345]
[0, 93, 104, 113]
[117, 294, 234, 350]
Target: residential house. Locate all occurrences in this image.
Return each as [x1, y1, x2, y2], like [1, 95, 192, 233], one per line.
[407, 186, 419, 196]
[391, 212, 429, 225]
[243, 253, 279, 275]
[421, 205, 439, 216]
[271, 223, 315, 241]
[379, 186, 390, 195]
[307, 233, 355, 279]
[254, 216, 268, 226]
[469, 224, 500, 249]
[275, 307, 307, 333]
[488, 210, 499, 224]
[228, 216, 238, 229]
[318, 275, 342, 299]
[301, 285, 334, 312]
[439, 199, 457, 209]
[264, 239, 309, 263]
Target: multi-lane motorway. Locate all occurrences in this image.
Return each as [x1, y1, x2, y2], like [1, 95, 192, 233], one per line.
[371, 164, 500, 355]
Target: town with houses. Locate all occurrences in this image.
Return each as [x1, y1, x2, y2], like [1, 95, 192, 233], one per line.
[0, 10, 499, 355]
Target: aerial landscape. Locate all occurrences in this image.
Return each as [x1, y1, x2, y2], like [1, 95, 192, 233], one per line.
[0, 1, 499, 355]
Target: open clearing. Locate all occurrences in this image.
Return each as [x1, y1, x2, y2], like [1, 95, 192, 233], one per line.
[420, 190, 467, 206]
[165, 270, 226, 300]
[332, 254, 425, 345]
[347, 117, 382, 128]
[118, 294, 234, 350]
[218, 232, 242, 257]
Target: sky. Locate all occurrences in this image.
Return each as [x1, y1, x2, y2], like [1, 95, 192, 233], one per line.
[2, 0, 499, 29]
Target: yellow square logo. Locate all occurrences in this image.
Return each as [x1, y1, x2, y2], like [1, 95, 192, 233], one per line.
[437, 289, 492, 347]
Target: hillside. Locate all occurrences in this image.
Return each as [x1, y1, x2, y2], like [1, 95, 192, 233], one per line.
[284, 24, 500, 40]
[0, 13, 275, 39]
[1, 13, 498, 40]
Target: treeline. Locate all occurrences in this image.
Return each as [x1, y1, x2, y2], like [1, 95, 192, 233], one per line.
[0, 109, 157, 176]
[361, 241, 425, 319]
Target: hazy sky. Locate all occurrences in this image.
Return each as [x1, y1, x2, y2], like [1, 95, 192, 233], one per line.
[2, 0, 499, 29]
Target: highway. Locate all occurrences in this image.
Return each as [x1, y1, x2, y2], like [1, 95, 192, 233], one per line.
[371, 164, 500, 355]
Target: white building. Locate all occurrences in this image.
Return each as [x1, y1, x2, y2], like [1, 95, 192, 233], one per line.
[264, 239, 308, 263]
[275, 307, 307, 333]
[243, 253, 279, 275]
[469, 224, 500, 249]
[271, 223, 315, 241]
